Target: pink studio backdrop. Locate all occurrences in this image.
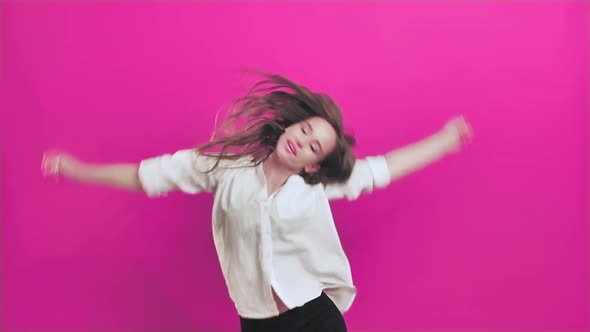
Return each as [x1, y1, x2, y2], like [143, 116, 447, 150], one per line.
[1, 1, 588, 332]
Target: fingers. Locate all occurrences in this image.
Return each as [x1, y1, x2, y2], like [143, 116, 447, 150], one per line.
[41, 152, 53, 176]
[456, 116, 473, 146]
[41, 152, 61, 177]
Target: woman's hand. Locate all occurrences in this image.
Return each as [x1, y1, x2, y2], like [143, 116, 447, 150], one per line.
[440, 115, 473, 153]
[41, 151, 83, 180]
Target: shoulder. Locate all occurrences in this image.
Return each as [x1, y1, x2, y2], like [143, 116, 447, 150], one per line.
[273, 175, 328, 215]
[284, 175, 327, 198]
[192, 151, 256, 171]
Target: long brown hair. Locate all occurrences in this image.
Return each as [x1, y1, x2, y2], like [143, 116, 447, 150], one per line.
[194, 73, 356, 185]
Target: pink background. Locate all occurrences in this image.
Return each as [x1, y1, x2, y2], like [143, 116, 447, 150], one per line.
[1, 1, 588, 331]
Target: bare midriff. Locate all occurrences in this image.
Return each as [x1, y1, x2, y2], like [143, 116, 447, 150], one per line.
[272, 287, 289, 314]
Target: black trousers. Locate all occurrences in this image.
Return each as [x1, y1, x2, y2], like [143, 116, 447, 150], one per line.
[240, 292, 347, 332]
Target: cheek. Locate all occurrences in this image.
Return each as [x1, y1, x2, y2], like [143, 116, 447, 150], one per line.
[308, 152, 323, 164]
[297, 150, 314, 163]
[286, 126, 298, 135]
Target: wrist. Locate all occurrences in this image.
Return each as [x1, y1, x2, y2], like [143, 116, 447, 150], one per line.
[68, 161, 88, 180]
[435, 130, 454, 155]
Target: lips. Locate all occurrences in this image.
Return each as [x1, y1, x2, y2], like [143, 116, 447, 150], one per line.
[287, 140, 297, 156]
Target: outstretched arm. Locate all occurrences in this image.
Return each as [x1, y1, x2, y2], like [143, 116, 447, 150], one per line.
[42, 152, 142, 191]
[41, 149, 223, 196]
[385, 116, 472, 182]
[324, 115, 472, 201]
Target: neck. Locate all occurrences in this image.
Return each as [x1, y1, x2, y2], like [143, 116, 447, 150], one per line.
[263, 151, 298, 188]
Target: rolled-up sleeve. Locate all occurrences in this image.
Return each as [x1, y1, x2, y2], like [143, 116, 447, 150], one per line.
[324, 155, 391, 201]
[138, 149, 221, 197]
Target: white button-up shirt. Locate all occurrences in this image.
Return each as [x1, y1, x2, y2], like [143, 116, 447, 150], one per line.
[138, 149, 391, 318]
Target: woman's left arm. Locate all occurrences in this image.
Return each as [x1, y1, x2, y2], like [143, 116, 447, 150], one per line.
[385, 115, 473, 182]
[324, 116, 472, 201]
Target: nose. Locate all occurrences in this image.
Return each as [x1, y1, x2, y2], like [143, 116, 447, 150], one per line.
[295, 139, 303, 148]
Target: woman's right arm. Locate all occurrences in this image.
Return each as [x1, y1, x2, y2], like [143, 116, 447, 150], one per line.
[42, 152, 143, 191]
[41, 149, 221, 196]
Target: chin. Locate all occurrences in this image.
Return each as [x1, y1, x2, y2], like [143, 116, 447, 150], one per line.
[277, 149, 298, 169]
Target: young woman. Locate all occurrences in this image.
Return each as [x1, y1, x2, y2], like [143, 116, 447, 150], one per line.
[42, 74, 472, 332]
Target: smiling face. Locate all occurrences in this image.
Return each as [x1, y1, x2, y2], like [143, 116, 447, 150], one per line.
[275, 116, 339, 174]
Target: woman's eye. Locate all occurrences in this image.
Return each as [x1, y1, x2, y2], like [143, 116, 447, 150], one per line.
[311, 145, 317, 153]
[302, 127, 307, 134]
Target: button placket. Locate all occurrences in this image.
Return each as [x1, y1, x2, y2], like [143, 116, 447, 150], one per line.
[259, 197, 274, 291]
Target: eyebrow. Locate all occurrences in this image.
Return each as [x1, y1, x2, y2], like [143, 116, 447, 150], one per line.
[305, 120, 323, 153]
